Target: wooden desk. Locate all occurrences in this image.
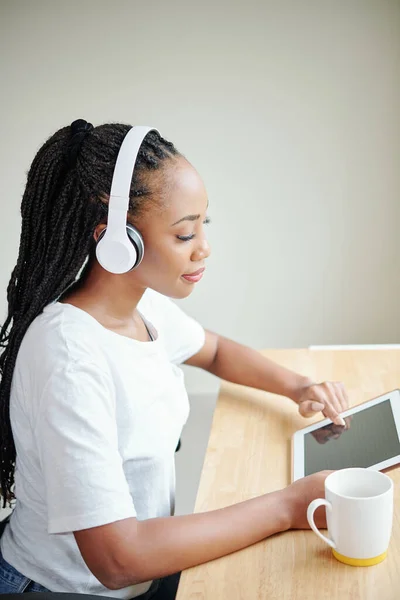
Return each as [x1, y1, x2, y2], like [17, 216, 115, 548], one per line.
[176, 349, 400, 600]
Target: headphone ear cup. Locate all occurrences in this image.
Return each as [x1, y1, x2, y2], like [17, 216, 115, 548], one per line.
[95, 225, 144, 273]
[126, 224, 144, 269]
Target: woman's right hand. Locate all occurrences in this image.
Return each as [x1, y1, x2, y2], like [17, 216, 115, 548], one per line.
[280, 470, 333, 530]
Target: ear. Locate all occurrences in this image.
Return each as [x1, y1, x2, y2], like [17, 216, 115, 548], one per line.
[93, 223, 107, 243]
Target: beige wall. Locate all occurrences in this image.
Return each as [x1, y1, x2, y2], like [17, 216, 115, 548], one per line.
[1, 0, 399, 395]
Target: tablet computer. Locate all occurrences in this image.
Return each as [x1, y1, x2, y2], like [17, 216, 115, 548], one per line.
[292, 389, 400, 481]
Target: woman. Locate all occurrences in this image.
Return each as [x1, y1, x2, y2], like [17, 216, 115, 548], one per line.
[0, 120, 348, 598]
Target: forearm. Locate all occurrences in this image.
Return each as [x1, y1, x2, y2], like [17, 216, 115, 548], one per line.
[135, 491, 288, 581]
[78, 490, 290, 589]
[207, 335, 312, 402]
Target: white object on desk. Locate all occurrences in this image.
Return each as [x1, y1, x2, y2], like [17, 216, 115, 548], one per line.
[292, 389, 400, 481]
[307, 468, 393, 566]
[309, 344, 400, 350]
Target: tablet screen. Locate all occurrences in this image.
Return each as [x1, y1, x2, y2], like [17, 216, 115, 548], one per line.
[304, 399, 400, 476]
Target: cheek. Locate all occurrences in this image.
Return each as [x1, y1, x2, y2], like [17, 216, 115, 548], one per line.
[141, 239, 188, 274]
[134, 238, 196, 299]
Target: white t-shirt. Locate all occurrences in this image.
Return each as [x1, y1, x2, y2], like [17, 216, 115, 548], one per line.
[1, 289, 205, 598]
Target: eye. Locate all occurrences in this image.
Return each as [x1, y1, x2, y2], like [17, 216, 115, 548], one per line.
[176, 217, 211, 242]
[177, 234, 195, 242]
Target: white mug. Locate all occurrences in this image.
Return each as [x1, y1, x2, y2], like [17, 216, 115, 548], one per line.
[307, 468, 393, 566]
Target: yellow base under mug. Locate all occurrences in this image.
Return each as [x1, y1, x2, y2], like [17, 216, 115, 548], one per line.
[332, 549, 387, 567]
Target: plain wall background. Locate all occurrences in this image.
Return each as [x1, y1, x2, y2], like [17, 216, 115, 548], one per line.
[1, 0, 399, 396]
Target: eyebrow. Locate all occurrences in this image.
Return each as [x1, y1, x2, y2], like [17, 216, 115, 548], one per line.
[171, 214, 201, 226]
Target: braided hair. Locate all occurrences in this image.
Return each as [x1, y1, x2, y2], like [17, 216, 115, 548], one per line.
[0, 120, 180, 506]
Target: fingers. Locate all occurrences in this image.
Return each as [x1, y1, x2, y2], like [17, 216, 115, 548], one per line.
[335, 381, 349, 412]
[298, 400, 325, 418]
[298, 381, 348, 426]
[323, 408, 345, 427]
[344, 415, 352, 430]
[323, 382, 345, 426]
[332, 381, 350, 425]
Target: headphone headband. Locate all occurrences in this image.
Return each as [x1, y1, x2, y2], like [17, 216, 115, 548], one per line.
[106, 125, 159, 237]
[96, 125, 160, 274]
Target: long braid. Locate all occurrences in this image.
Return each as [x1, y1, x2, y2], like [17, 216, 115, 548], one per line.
[0, 121, 179, 506]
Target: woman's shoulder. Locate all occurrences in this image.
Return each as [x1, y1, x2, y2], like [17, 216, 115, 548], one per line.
[19, 302, 108, 369]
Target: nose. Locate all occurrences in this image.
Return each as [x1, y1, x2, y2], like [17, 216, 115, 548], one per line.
[191, 234, 211, 262]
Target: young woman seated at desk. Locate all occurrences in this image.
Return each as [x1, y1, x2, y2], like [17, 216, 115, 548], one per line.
[0, 121, 348, 599]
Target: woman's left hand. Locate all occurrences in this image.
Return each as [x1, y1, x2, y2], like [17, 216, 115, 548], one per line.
[296, 381, 349, 426]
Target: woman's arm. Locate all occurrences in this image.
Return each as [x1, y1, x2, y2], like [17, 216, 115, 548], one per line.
[185, 331, 348, 425]
[74, 471, 329, 590]
[185, 330, 311, 401]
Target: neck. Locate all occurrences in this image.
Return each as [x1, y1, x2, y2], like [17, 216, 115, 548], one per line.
[61, 261, 146, 325]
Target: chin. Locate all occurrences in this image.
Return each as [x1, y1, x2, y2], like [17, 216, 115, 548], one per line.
[168, 286, 195, 300]
[149, 279, 195, 300]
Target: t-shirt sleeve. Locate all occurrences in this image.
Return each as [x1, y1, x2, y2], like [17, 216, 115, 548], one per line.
[35, 360, 136, 534]
[144, 291, 205, 364]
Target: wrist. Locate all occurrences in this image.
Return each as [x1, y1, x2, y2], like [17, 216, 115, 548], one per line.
[271, 490, 293, 532]
[286, 375, 315, 405]
[277, 487, 299, 531]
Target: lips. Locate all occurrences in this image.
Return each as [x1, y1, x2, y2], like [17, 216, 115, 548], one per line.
[183, 267, 205, 277]
[181, 267, 205, 283]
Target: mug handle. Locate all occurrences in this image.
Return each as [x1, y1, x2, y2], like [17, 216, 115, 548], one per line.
[307, 499, 336, 549]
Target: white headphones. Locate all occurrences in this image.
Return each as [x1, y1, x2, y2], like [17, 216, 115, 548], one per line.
[95, 125, 160, 274]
